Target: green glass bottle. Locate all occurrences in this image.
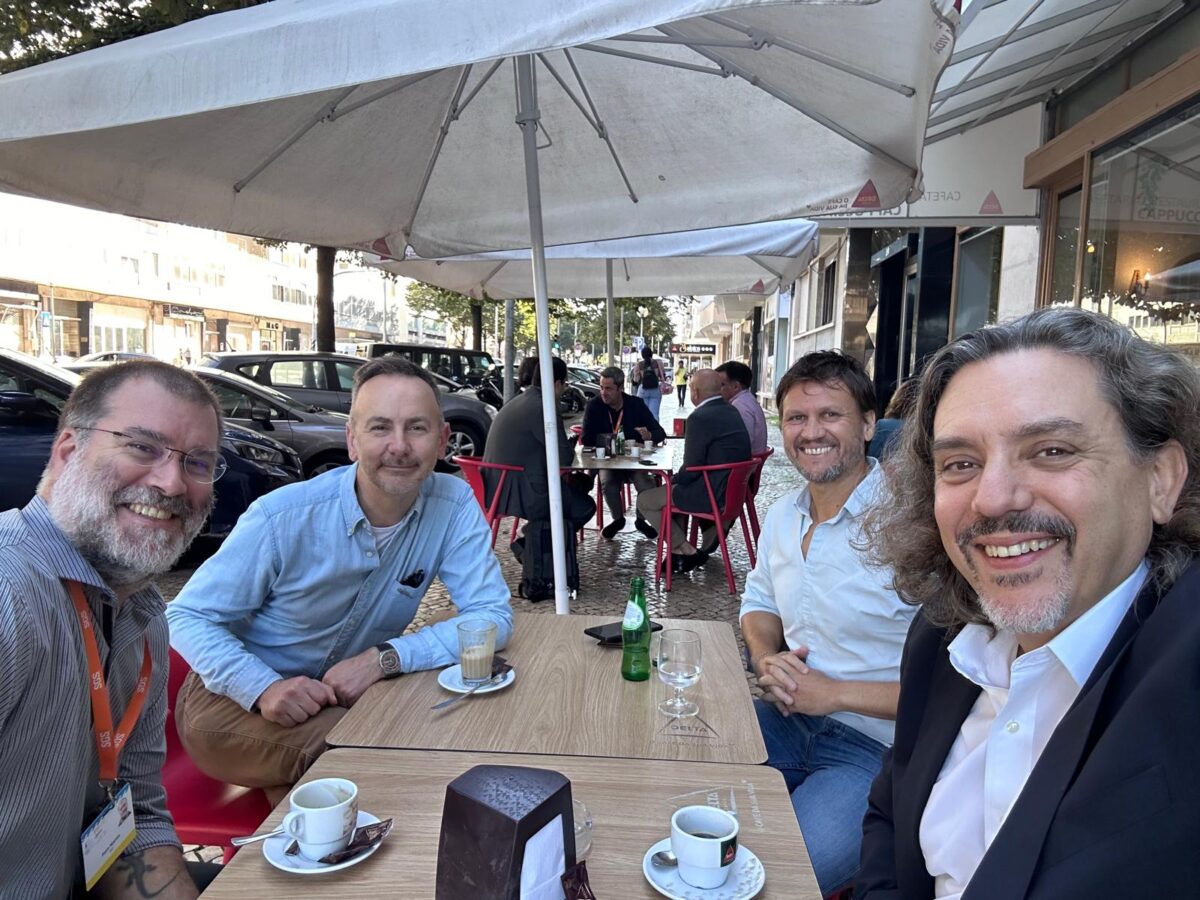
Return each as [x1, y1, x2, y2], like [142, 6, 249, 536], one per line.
[621, 576, 651, 682]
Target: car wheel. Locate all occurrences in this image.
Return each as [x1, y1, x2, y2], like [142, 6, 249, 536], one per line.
[306, 452, 351, 477]
[444, 421, 484, 467]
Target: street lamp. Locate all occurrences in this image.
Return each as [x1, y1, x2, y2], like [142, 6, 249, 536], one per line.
[637, 305, 649, 352]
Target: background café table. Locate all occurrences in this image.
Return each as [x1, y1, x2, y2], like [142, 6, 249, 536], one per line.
[327, 613, 767, 765]
[567, 441, 677, 475]
[204, 747, 821, 899]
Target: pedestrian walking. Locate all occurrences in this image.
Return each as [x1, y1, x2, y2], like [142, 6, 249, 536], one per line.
[674, 361, 689, 406]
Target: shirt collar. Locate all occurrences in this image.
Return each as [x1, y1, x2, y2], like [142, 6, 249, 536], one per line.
[21, 496, 163, 615]
[793, 457, 883, 524]
[947, 560, 1149, 691]
[341, 462, 429, 535]
[696, 395, 721, 409]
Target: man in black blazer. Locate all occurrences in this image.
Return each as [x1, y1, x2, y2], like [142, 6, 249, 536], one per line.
[637, 368, 750, 572]
[856, 308, 1200, 899]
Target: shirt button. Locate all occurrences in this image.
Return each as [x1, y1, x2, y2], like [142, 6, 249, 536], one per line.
[366, 550, 375, 557]
[1005, 720, 1020, 734]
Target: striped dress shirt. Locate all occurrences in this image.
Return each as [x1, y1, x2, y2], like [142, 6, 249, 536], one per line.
[0, 498, 178, 900]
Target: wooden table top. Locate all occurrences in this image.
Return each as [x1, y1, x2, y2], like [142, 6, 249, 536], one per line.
[204, 747, 820, 899]
[567, 441, 677, 473]
[327, 613, 767, 765]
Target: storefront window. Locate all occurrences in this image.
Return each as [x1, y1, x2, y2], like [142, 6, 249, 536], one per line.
[1048, 188, 1082, 306]
[953, 227, 1003, 337]
[1081, 99, 1200, 352]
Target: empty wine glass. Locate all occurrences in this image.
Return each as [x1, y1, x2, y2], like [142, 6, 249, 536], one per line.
[657, 628, 702, 718]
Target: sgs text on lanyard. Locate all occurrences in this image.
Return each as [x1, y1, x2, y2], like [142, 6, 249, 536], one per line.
[67, 580, 153, 798]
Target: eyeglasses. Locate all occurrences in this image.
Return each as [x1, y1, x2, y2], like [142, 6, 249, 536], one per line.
[76, 426, 228, 484]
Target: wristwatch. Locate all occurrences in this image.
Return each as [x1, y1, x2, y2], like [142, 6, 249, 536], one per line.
[376, 643, 402, 679]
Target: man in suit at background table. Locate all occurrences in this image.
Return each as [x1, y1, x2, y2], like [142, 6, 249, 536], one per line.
[637, 368, 750, 573]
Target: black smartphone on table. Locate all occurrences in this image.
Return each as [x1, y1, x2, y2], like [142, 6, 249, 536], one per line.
[584, 620, 664, 645]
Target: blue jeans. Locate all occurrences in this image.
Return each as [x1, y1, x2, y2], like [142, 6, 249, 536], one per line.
[754, 699, 887, 895]
[638, 386, 663, 421]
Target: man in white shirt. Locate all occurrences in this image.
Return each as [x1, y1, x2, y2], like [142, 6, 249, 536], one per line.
[740, 350, 916, 895]
[857, 308, 1199, 900]
[715, 361, 768, 455]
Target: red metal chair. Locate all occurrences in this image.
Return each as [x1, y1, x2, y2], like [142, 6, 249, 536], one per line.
[455, 455, 524, 548]
[746, 447, 775, 546]
[165, 650, 272, 863]
[656, 459, 758, 595]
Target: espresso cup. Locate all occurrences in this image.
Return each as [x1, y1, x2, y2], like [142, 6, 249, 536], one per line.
[629, 445, 641, 458]
[643, 440, 654, 451]
[281, 778, 358, 861]
[595, 446, 608, 460]
[670, 805, 739, 889]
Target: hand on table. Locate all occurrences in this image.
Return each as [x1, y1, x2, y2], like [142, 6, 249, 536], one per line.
[634, 426, 652, 441]
[755, 645, 841, 718]
[322, 648, 386, 708]
[257, 676, 338, 727]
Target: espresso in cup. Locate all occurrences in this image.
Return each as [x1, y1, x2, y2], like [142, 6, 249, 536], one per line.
[670, 805, 739, 889]
[281, 777, 358, 861]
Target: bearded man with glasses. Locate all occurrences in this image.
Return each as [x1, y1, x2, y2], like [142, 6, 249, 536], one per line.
[0, 360, 224, 899]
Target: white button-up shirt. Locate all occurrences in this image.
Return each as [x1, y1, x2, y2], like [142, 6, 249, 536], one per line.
[739, 460, 916, 746]
[920, 561, 1149, 899]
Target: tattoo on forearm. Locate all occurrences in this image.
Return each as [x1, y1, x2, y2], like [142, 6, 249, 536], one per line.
[112, 851, 182, 898]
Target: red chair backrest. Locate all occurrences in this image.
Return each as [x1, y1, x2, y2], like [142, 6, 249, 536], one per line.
[688, 459, 760, 520]
[749, 447, 774, 496]
[454, 456, 523, 522]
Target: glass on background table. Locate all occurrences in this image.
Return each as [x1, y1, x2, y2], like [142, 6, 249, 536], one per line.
[202, 747, 821, 898]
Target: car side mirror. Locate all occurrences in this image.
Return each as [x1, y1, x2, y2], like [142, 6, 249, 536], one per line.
[249, 404, 273, 427]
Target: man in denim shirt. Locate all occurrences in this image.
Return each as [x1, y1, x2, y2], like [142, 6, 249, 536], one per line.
[168, 358, 512, 800]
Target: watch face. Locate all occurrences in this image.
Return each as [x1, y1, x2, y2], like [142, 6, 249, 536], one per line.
[378, 647, 401, 676]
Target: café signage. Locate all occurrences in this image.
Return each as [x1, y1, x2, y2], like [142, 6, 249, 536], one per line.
[671, 342, 717, 355]
[162, 303, 206, 321]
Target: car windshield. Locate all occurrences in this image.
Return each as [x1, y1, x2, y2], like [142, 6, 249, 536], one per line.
[199, 369, 314, 412]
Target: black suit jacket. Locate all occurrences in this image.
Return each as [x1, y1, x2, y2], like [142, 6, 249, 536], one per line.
[580, 392, 666, 447]
[482, 387, 577, 521]
[671, 398, 751, 514]
[857, 561, 1200, 900]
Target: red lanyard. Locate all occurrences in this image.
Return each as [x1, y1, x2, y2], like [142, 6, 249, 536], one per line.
[611, 408, 624, 434]
[67, 580, 153, 790]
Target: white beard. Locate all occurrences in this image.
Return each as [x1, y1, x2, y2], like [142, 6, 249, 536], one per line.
[976, 567, 1072, 636]
[47, 452, 211, 590]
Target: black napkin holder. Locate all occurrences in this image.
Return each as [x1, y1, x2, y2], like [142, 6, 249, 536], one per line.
[435, 765, 575, 900]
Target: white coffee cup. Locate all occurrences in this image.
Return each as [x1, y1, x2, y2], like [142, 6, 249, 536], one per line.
[670, 805, 739, 889]
[630, 445, 641, 458]
[281, 777, 358, 861]
[643, 440, 655, 451]
[595, 446, 607, 460]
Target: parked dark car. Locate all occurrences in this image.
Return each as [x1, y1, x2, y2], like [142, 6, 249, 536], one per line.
[0, 350, 301, 538]
[365, 342, 494, 388]
[198, 351, 495, 464]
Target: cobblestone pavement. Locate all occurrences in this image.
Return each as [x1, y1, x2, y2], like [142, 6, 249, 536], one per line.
[159, 391, 798, 654]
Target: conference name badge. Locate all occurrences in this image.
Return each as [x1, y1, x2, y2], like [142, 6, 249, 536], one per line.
[81, 782, 136, 890]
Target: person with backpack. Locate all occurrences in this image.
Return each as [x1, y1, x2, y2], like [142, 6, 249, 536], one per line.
[632, 345, 667, 421]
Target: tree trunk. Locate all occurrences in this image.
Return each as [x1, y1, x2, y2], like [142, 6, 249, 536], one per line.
[470, 302, 483, 350]
[315, 245, 336, 352]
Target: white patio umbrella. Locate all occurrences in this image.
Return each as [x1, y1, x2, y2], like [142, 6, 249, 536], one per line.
[369, 216, 819, 395]
[0, 0, 957, 611]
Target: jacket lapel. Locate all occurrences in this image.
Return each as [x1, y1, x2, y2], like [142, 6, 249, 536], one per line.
[961, 585, 1155, 900]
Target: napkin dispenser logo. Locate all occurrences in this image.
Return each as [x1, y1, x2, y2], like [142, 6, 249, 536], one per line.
[435, 765, 575, 900]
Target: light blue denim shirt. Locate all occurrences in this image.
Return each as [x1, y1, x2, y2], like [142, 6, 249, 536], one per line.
[166, 464, 513, 711]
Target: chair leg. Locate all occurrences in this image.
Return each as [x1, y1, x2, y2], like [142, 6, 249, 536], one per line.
[748, 498, 761, 543]
[490, 517, 501, 549]
[714, 519, 736, 594]
[739, 511, 756, 568]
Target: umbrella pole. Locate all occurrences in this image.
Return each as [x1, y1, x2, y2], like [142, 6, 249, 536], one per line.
[516, 54, 570, 614]
[606, 259, 616, 364]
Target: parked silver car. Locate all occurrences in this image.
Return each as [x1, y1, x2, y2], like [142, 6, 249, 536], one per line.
[197, 351, 495, 466]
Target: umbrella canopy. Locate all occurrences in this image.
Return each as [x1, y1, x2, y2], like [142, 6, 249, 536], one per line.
[0, 0, 957, 613]
[0, 0, 955, 257]
[370, 217, 819, 299]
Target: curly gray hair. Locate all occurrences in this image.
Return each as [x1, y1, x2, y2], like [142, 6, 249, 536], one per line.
[863, 307, 1200, 632]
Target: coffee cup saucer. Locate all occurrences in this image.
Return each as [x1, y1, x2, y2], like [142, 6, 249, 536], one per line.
[263, 811, 383, 875]
[641, 837, 765, 900]
[437, 664, 516, 695]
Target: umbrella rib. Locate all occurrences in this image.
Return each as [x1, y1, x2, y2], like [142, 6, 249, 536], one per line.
[703, 14, 916, 98]
[326, 70, 441, 120]
[561, 49, 638, 204]
[657, 23, 914, 176]
[232, 86, 358, 193]
[456, 58, 506, 118]
[607, 33, 758, 49]
[577, 43, 728, 77]
[747, 255, 784, 280]
[404, 65, 473, 241]
[622, 258, 632, 283]
[535, 53, 601, 133]
[478, 260, 510, 294]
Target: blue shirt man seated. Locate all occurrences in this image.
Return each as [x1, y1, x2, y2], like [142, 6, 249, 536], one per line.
[167, 357, 512, 802]
[580, 366, 666, 540]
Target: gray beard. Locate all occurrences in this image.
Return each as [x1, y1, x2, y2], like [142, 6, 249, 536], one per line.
[47, 453, 211, 591]
[976, 567, 1072, 635]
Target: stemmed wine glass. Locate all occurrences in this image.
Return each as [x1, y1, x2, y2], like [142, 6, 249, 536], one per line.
[657, 628, 702, 718]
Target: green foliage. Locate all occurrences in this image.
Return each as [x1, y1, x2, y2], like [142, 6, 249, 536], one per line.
[0, 1, 267, 74]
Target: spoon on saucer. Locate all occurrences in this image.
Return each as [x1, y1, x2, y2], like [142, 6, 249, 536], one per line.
[650, 849, 678, 869]
[230, 828, 284, 847]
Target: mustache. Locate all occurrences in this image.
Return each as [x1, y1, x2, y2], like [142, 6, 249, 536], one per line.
[957, 512, 1076, 552]
[113, 485, 195, 518]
